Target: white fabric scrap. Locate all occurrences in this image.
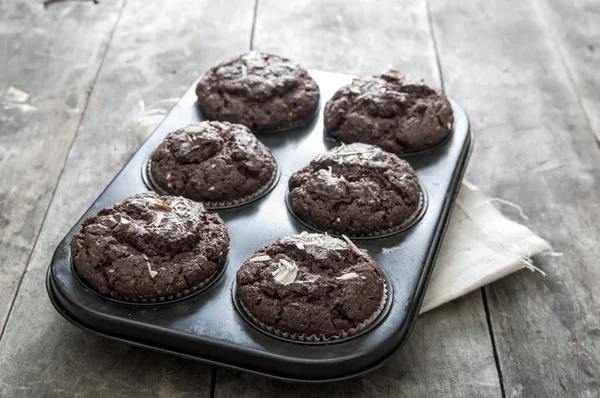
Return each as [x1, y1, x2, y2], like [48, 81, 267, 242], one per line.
[420, 181, 552, 313]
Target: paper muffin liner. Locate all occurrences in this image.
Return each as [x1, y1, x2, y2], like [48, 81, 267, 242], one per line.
[146, 158, 279, 209]
[288, 189, 426, 239]
[239, 280, 388, 342]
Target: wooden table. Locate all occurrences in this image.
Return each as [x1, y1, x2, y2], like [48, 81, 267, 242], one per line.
[1, 0, 598, 396]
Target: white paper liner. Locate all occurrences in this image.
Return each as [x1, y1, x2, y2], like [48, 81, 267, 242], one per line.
[291, 191, 425, 238]
[240, 280, 388, 342]
[146, 159, 278, 208]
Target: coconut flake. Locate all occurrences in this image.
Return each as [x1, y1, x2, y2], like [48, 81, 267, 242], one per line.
[249, 255, 271, 262]
[296, 242, 305, 250]
[150, 213, 166, 227]
[183, 124, 205, 134]
[317, 166, 345, 186]
[272, 259, 298, 285]
[147, 262, 158, 278]
[336, 272, 360, 280]
[120, 218, 131, 226]
[342, 234, 363, 256]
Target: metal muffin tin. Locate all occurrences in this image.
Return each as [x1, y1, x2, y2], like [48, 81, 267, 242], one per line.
[47, 70, 473, 382]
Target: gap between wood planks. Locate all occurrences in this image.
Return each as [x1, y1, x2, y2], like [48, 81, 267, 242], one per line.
[0, 0, 129, 341]
[425, 0, 506, 394]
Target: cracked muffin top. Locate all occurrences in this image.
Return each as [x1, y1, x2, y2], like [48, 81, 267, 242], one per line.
[324, 70, 453, 154]
[70, 192, 229, 302]
[288, 143, 422, 236]
[236, 232, 385, 339]
[196, 51, 320, 132]
[150, 121, 276, 206]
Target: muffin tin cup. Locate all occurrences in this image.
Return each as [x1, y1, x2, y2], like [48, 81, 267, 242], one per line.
[285, 186, 427, 240]
[233, 277, 390, 344]
[70, 256, 229, 306]
[143, 156, 281, 210]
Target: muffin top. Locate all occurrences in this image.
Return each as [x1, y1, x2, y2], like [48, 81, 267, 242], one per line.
[236, 232, 385, 338]
[150, 121, 276, 205]
[196, 51, 320, 131]
[70, 192, 229, 301]
[288, 143, 422, 236]
[324, 70, 453, 154]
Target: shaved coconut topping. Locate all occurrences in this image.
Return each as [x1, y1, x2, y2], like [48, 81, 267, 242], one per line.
[272, 258, 298, 285]
[317, 166, 346, 186]
[241, 51, 267, 69]
[120, 218, 131, 226]
[249, 255, 271, 262]
[289, 232, 348, 251]
[150, 213, 166, 227]
[146, 262, 158, 278]
[332, 143, 381, 158]
[342, 234, 364, 256]
[183, 124, 205, 134]
[336, 272, 360, 280]
[296, 242, 305, 250]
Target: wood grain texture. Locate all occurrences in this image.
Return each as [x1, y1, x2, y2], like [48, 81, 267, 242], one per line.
[215, 0, 502, 395]
[534, 0, 600, 141]
[0, 0, 255, 396]
[0, 0, 124, 335]
[429, 0, 600, 396]
[216, 292, 500, 397]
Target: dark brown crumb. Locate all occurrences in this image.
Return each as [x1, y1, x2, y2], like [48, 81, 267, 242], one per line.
[288, 143, 422, 236]
[70, 192, 229, 301]
[236, 232, 385, 338]
[196, 52, 320, 132]
[150, 121, 276, 204]
[324, 70, 453, 154]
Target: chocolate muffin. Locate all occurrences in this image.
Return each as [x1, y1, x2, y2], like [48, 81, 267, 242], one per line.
[236, 232, 386, 340]
[70, 192, 230, 302]
[149, 121, 276, 206]
[324, 70, 453, 154]
[196, 51, 320, 131]
[288, 143, 422, 236]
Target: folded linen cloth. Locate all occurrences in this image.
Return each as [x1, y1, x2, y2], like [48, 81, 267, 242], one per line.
[421, 181, 552, 313]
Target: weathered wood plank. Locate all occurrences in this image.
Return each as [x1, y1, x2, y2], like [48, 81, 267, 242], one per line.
[215, 0, 502, 395]
[0, 0, 255, 396]
[216, 292, 500, 397]
[0, 0, 124, 335]
[429, 0, 600, 396]
[534, 0, 600, 141]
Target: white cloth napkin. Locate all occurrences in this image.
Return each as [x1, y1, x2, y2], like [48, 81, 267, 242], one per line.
[421, 181, 552, 313]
